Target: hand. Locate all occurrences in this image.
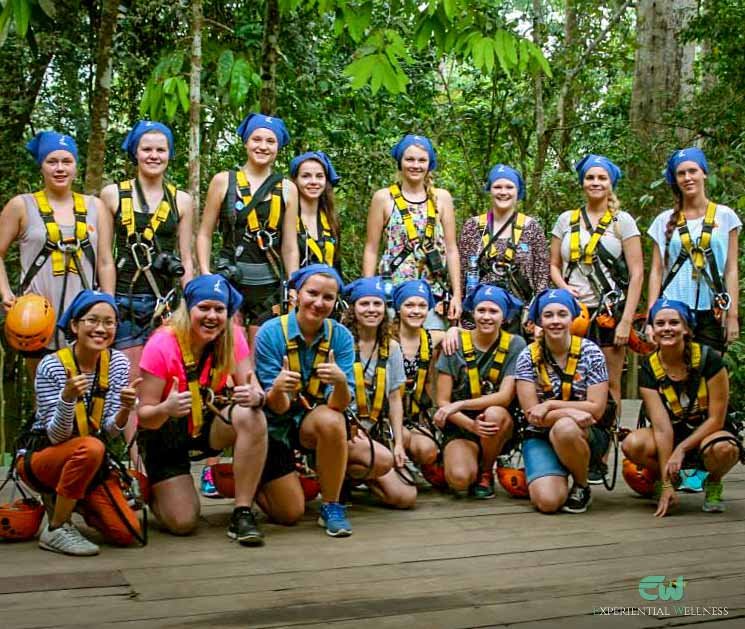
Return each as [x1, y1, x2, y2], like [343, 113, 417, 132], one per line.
[526, 402, 551, 427]
[441, 326, 461, 356]
[645, 324, 658, 349]
[1, 290, 16, 312]
[393, 442, 407, 468]
[664, 446, 686, 479]
[288, 288, 298, 307]
[614, 318, 631, 346]
[654, 486, 677, 518]
[433, 401, 462, 427]
[273, 356, 302, 395]
[567, 286, 582, 298]
[315, 350, 345, 386]
[233, 371, 265, 408]
[469, 414, 501, 438]
[62, 369, 91, 403]
[163, 376, 193, 418]
[119, 377, 143, 411]
[447, 294, 462, 322]
[571, 409, 596, 428]
[726, 314, 739, 343]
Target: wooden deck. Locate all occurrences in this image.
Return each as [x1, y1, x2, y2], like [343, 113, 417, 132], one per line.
[2, 401, 744, 629]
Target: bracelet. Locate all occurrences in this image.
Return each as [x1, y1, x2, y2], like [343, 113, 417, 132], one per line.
[250, 391, 266, 409]
[661, 480, 675, 489]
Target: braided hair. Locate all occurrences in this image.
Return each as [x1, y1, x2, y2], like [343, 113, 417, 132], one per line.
[663, 184, 684, 267]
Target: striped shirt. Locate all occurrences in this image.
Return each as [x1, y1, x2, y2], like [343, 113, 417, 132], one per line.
[31, 347, 130, 444]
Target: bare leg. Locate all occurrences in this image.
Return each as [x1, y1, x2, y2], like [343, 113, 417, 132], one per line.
[255, 473, 305, 525]
[443, 439, 480, 491]
[549, 417, 590, 486]
[529, 475, 569, 513]
[621, 427, 660, 474]
[299, 406, 348, 502]
[151, 475, 201, 535]
[480, 406, 514, 473]
[700, 431, 740, 482]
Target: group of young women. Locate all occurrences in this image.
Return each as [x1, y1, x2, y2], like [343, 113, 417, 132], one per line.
[2, 115, 742, 557]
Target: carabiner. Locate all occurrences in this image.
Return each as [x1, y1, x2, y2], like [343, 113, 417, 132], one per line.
[715, 292, 732, 311]
[130, 241, 153, 271]
[255, 229, 275, 251]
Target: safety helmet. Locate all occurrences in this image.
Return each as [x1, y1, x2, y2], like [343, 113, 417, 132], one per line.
[299, 475, 321, 501]
[570, 302, 591, 337]
[211, 463, 234, 498]
[0, 497, 45, 541]
[4, 294, 56, 352]
[628, 314, 656, 355]
[496, 465, 529, 498]
[622, 458, 657, 497]
[596, 311, 616, 329]
[420, 462, 448, 490]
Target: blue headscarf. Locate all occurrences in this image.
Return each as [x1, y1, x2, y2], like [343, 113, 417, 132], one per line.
[288, 264, 343, 291]
[184, 274, 243, 318]
[289, 151, 340, 186]
[342, 277, 386, 303]
[665, 147, 709, 186]
[120, 120, 175, 162]
[392, 280, 435, 311]
[57, 290, 119, 333]
[26, 132, 78, 165]
[236, 113, 290, 148]
[484, 164, 525, 200]
[463, 284, 523, 320]
[648, 298, 696, 329]
[527, 288, 581, 324]
[390, 134, 437, 171]
[575, 154, 622, 189]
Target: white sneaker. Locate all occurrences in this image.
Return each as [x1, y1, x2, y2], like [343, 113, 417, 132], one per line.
[39, 522, 100, 556]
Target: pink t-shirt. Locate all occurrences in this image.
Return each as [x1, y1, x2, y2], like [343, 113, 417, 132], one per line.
[140, 325, 250, 401]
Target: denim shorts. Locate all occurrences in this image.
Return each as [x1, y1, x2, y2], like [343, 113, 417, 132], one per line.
[523, 426, 610, 484]
[114, 293, 158, 350]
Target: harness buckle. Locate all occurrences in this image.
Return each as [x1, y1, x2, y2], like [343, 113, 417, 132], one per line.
[57, 238, 81, 254]
[481, 380, 496, 395]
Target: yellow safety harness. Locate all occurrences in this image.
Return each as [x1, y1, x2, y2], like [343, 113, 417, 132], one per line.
[119, 180, 177, 244]
[478, 211, 526, 264]
[175, 334, 208, 438]
[298, 208, 335, 266]
[530, 335, 582, 401]
[677, 202, 716, 280]
[568, 208, 613, 265]
[280, 314, 334, 410]
[56, 347, 110, 437]
[407, 328, 431, 417]
[354, 336, 389, 423]
[649, 343, 708, 421]
[389, 183, 437, 252]
[237, 169, 282, 242]
[461, 329, 513, 397]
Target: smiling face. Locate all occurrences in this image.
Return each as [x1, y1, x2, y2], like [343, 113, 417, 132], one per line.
[490, 178, 518, 211]
[136, 131, 170, 178]
[652, 308, 690, 348]
[245, 128, 279, 168]
[296, 274, 339, 328]
[582, 166, 612, 204]
[399, 296, 429, 329]
[190, 299, 228, 344]
[295, 159, 327, 202]
[70, 302, 117, 352]
[400, 145, 430, 184]
[41, 150, 77, 192]
[675, 160, 707, 199]
[473, 301, 504, 335]
[539, 303, 574, 340]
[354, 296, 386, 331]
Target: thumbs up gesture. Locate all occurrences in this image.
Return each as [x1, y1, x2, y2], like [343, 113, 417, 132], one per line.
[274, 355, 301, 394]
[62, 368, 91, 403]
[233, 370, 266, 408]
[120, 377, 143, 411]
[163, 376, 193, 418]
[316, 348, 344, 386]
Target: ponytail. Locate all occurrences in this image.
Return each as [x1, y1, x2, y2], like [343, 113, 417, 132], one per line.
[664, 187, 684, 267]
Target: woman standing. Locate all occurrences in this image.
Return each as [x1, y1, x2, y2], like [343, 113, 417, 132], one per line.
[550, 154, 643, 416]
[362, 134, 461, 327]
[0, 132, 100, 374]
[647, 148, 740, 353]
[290, 151, 342, 272]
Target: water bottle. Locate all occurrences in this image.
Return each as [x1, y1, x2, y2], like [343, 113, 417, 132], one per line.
[381, 254, 394, 306]
[466, 255, 480, 298]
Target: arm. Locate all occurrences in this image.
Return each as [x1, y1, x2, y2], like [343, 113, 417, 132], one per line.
[646, 242, 663, 313]
[388, 388, 406, 466]
[362, 188, 389, 276]
[176, 190, 195, 285]
[537, 380, 608, 425]
[529, 220, 551, 293]
[0, 196, 24, 309]
[675, 369, 729, 454]
[724, 228, 739, 342]
[438, 189, 462, 319]
[137, 371, 193, 430]
[549, 235, 570, 290]
[196, 171, 228, 275]
[101, 353, 133, 434]
[615, 235, 644, 345]
[434, 371, 476, 433]
[35, 359, 77, 444]
[640, 386, 675, 481]
[457, 375, 516, 413]
[281, 179, 299, 276]
[97, 185, 118, 295]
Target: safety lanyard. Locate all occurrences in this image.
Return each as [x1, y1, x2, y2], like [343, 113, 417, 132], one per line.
[478, 211, 526, 264]
[299, 208, 335, 265]
[530, 335, 582, 400]
[176, 335, 215, 438]
[461, 330, 512, 398]
[280, 315, 334, 407]
[56, 347, 110, 437]
[649, 343, 708, 420]
[236, 169, 282, 237]
[33, 190, 88, 277]
[568, 208, 613, 265]
[389, 183, 437, 251]
[354, 337, 389, 423]
[119, 179, 176, 244]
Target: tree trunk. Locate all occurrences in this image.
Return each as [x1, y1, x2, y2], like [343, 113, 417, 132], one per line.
[528, 0, 548, 207]
[630, 0, 697, 140]
[189, 0, 203, 216]
[259, 0, 280, 115]
[84, 0, 119, 194]
[558, 0, 578, 158]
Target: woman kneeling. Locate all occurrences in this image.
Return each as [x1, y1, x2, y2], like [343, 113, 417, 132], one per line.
[622, 299, 740, 517]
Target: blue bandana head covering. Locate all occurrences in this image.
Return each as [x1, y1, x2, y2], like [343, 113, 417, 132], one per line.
[236, 113, 290, 148]
[575, 154, 622, 189]
[484, 164, 525, 200]
[184, 274, 243, 318]
[649, 298, 696, 329]
[342, 277, 386, 303]
[665, 147, 709, 186]
[120, 120, 175, 163]
[527, 288, 581, 324]
[390, 134, 437, 171]
[289, 151, 340, 186]
[57, 290, 119, 334]
[288, 263, 343, 292]
[26, 131, 78, 165]
[392, 280, 435, 312]
[463, 284, 523, 320]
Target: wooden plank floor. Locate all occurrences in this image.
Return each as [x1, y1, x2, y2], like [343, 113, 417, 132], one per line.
[2, 400, 744, 629]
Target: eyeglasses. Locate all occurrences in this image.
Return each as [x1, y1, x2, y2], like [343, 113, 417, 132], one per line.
[78, 316, 117, 329]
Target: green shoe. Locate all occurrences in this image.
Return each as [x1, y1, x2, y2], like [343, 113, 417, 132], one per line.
[702, 478, 725, 513]
[471, 470, 495, 499]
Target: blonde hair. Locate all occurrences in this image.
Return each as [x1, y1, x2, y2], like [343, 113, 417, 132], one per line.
[166, 302, 235, 388]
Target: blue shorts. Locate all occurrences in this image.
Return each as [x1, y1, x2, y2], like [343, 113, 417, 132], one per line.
[523, 427, 610, 484]
[114, 294, 158, 350]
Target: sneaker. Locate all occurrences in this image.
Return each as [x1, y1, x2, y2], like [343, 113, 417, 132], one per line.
[39, 522, 100, 556]
[200, 466, 221, 498]
[679, 469, 707, 493]
[471, 470, 496, 499]
[702, 478, 725, 513]
[227, 507, 264, 545]
[318, 502, 352, 537]
[588, 461, 607, 485]
[561, 483, 592, 513]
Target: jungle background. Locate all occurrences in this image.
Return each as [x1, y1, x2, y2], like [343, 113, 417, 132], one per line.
[0, 0, 743, 457]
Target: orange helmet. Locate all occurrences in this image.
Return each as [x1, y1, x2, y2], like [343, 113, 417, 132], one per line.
[628, 314, 656, 355]
[299, 475, 321, 501]
[5, 294, 56, 352]
[211, 463, 233, 498]
[622, 458, 657, 497]
[496, 465, 529, 498]
[0, 497, 45, 541]
[570, 302, 590, 337]
[420, 462, 448, 490]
